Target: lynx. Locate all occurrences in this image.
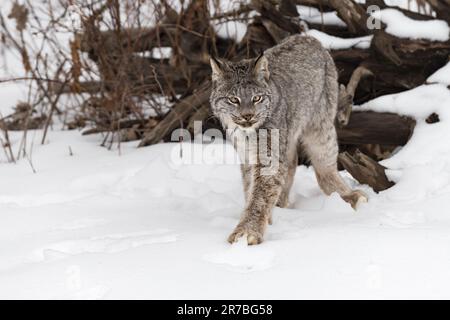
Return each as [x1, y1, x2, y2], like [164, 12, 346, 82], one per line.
[209, 35, 368, 245]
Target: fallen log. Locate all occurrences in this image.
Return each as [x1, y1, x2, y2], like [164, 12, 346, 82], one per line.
[251, 0, 302, 34]
[337, 111, 415, 146]
[307, 24, 355, 38]
[371, 30, 450, 67]
[338, 149, 395, 192]
[293, 0, 335, 11]
[69, 0, 434, 156]
[279, 0, 300, 17]
[336, 58, 440, 104]
[332, 49, 371, 65]
[237, 18, 278, 56]
[138, 81, 211, 147]
[294, 0, 370, 35]
[137, 107, 415, 150]
[329, 0, 370, 35]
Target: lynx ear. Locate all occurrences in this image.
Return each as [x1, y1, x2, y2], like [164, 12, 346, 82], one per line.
[253, 53, 270, 82]
[210, 56, 224, 81]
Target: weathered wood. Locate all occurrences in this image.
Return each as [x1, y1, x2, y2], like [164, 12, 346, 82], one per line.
[336, 58, 439, 104]
[337, 111, 415, 146]
[82, 119, 148, 135]
[78, 28, 172, 54]
[336, 66, 373, 127]
[69, 0, 440, 154]
[338, 149, 394, 192]
[251, 0, 303, 34]
[279, 0, 300, 17]
[138, 81, 211, 147]
[307, 23, 354, 38]
[294, 0, 370, 35]
[423, 0, 450, 23]
[52, 59, 208, 96]
[293, 0, 334, 12]
[261, 18, 291, 43]
[187, 104, 210, 135]
[332, 49, 371, 63]
[160, 108, 416, 150]
[237, 19, 277, 57]
[360, 60, 431, 87]
[329, 0, 370, 35]
[371, 30, 450, 67]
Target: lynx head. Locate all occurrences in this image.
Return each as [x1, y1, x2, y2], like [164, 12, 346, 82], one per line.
[209, 54, 272, 131]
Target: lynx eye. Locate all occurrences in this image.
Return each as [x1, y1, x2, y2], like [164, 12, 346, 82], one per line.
[252, 95, 262, 103]
[228, 96, 240, 104]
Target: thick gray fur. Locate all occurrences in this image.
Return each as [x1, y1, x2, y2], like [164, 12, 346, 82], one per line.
[209, 34, 368, 245]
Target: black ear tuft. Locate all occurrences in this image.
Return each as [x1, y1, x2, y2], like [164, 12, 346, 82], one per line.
[253, 52, 270, 82]
[253, 51, 265, 67]
[210, 55, 224, 81]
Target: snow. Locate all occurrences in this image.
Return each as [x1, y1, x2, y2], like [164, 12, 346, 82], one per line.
[214, 21, 249, 43]
[297, 5, 346, 27]
[137, 47, 173, 59]
[3, 66, 450, 298]
[2, 0, 450, 300]
[427, 60, 450, 85]
[371, 8, 450, 42]
[358, 0, 434, 14]
[304, 29, 373, 50]
[0, 84, 27, 117]
[355, 62, 450, 208]
[209, 0, 253, 43]
[0, 21, 28, 117]
[357, 83, 450, 186]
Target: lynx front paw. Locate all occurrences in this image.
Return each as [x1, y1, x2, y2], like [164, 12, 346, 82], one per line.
[227, 221, 265, 245]
[342, 190, 368, 210]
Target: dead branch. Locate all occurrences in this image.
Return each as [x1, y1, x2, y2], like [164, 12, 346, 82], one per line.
[338, 149, 395, 192]
[138, 81, 211, 147]
[336, 66, 373, 127]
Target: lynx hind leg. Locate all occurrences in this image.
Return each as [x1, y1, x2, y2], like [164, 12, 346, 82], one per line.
[341, 190, 368, 209]
[302, 124, 368, 209]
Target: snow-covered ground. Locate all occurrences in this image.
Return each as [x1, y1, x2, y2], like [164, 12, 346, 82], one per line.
[1, 61, 450, 298]
[2, 0, 450, 300]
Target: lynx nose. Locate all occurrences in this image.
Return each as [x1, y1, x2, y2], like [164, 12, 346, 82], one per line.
[241, 113, 254, 122]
